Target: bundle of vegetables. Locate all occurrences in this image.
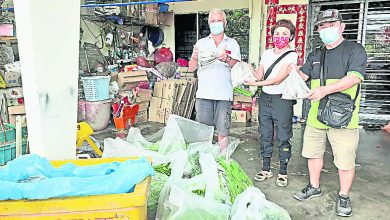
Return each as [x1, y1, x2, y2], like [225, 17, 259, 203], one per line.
[234, 87, 252, 97]
[217, 158, 253, 203]
[153, 163, 172, 176]
[148, 172, 169, 212]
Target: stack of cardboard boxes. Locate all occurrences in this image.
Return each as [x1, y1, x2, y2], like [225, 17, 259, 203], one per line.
[231, 95, 253, 123]
[148, 78, 197, 124]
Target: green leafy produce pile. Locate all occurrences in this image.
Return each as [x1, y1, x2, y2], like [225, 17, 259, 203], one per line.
[148, 172, 169, 212]
[192, 188, 206, 197]
[153, 163, 172, 176]
[217, 158, 253, 203]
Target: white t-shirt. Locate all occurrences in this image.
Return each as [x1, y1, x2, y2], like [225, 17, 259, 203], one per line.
[260, 49, 298, 95]
[195, 35, 241, 101]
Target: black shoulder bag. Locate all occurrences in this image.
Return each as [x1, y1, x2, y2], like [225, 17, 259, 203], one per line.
[252, 50, 295, 97]
[317, 48, 360, 128]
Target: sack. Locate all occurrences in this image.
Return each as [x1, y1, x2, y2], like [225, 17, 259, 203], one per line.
[317, 47, 359, 128]
[317, 92, 356, 128]
[282, 65, 310, 100]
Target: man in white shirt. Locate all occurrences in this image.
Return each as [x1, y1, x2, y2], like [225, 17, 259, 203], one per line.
[188, 8, 241, 146]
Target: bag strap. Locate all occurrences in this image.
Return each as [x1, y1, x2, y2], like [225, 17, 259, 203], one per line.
[252, 50, 295, 98]
[264, 50, 295, 80]
[320, 47, 360, 101]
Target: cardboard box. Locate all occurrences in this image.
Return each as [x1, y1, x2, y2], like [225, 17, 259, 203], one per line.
[5, 71, 22, 87]
[137, 101, 150, 111]
[150, 97, 162, 108]
[153, 82, 163, 97]
[231, 110, 251, 123]
[117, 71, 148, 89]
[136, 110, 148, 124]
[163, 80, 178, 99]
[148, 107, 166, 124]
[233, 95, 253, 103]
[137, 88, 152, 98]
[136, 95, 152, 103]
[145, 4, 159, 25]
[8, 105, 25, 115]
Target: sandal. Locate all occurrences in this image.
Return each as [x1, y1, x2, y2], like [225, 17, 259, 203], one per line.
[254, 170, 273, 182]
[276, 174, 288, 187]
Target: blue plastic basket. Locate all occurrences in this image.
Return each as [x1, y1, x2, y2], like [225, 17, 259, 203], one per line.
[81, 76, 111, 101]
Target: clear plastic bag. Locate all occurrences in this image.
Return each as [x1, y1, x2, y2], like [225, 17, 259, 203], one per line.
[156, 153, 231, 220]
[231, 61, 256, 87]
[231, 187, 291, 220]
[158, 115, 214, 155]
[282, 66, 310, 100]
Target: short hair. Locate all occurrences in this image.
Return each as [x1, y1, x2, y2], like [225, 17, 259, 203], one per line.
[271, 19, 296, 42]
[208, 8, 227, 25]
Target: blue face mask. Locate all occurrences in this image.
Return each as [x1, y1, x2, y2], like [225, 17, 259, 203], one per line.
[319, 27, 340, 44]
[209, 22, 224, 35]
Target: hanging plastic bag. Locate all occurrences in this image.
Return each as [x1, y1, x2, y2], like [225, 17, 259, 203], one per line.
[231, 62, 256, 87]
[282, 65, 310, 100]
[231, 187, 291, 220]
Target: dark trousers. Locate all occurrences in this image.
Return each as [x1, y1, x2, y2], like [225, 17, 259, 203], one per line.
[258, 92, 293, 169]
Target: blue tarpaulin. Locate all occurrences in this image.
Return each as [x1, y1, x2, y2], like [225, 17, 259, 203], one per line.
[0, 154, 154, 200]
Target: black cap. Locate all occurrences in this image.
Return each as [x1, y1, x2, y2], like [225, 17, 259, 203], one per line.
[316, 9, 343, 25]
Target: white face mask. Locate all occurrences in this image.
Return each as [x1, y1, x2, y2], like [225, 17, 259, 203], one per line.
[209, 22, 224, 35]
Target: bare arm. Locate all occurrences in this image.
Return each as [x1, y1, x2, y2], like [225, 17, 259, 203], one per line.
[188, 46, 198, 72]
[224, 55, 238, 68]
[308, 75, 362, 101]
[247, 63, 291, 86]
[253, 64, 264, 81]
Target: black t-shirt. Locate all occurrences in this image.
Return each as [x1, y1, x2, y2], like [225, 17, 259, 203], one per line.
[300, 40, 367, 81]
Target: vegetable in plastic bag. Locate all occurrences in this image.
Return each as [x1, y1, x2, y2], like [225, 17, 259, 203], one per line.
[231, 187, 291, 220]
[156, 153, 231, 220]
[148, 171, 169, 212]
[282, 65, 310, 100]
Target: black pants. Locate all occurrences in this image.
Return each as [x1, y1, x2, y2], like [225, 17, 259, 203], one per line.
[258, 92, 293, 171]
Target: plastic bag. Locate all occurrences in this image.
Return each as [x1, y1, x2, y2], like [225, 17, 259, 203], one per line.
[282, 66, 310, 100]
[148, 171, 169, 212]
[155, 47, 173, 64]
[231, 187, 291, 220]
[158, 115, 214, 155]
[231, 62, 256, 87]
[103, 137, 182, 166]
[0, 154, 154, 200]
[156, 153, 231, 220]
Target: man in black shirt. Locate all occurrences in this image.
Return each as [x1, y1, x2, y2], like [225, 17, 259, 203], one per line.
[292, 9, 367, 217]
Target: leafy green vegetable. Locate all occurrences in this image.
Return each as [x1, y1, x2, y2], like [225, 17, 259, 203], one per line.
[234, 87, 252, 96]
[192, 188, 206, 197]
[153, 163, 172, 176]
[148, 172, 169, 212]
[217, 158, 253, 203]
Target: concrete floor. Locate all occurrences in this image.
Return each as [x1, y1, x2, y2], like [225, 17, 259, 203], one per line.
[94, 122, 390, 220]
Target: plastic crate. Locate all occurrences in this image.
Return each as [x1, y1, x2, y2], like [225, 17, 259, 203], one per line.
[0, 140, 28, 166]
[81, 76, 110, 101]
[0, 157, 151, 219]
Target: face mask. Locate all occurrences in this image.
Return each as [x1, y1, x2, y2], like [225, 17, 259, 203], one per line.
[209, 22, 224, 35]
[319, 27, 340, 44]
[273, 36, 290, 49]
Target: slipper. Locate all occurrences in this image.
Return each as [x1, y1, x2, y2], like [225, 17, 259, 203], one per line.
[276, 174, 288, 187]
[254, 170, 273, 182]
